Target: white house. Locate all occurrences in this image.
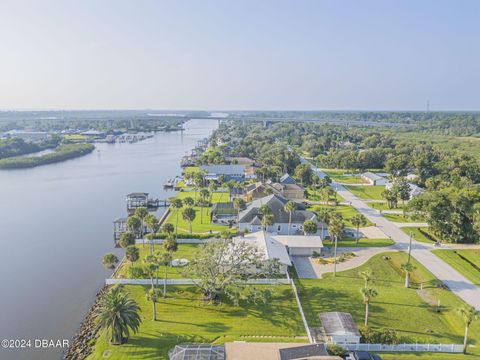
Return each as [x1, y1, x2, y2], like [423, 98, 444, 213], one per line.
[319, 312, 361, 345]
[361, 172, 388, 186]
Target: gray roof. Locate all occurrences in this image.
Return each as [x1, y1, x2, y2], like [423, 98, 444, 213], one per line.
[169, 344, 225, 360]
[319, 312, 361, 337]
[127, 192, 149, 197]
[279, 174, 296, 184]
[239, 194, 315, 224]
[279, 343, 328, 360]
[361, 172, 384, 181]
[200, 164, 246, 175]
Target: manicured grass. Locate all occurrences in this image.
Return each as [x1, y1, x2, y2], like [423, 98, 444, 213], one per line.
[433, 250, 480, 286]
[401, 227, 437, 244]
[323, 238, 395, 248]
[308, 204, 373, 228]
[369, 201, 406, 211]
[183, 166, 200, 175]
[322, 169, 366, 184]
[87, 285, 307, 360]
[115, 244, 200, 279]
[345, 185, 385, 200]
[296, 251, 480, 356]
[383, 212, 425, 223]
[165, 191, 232, 234]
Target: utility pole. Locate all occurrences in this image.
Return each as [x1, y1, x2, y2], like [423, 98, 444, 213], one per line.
[407, 232, 414, 264]
[333, 235, 338, 277]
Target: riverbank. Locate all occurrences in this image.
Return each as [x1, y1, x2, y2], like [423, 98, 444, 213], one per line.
[64, 285, 111, 360]
[0, 143, 95, 169]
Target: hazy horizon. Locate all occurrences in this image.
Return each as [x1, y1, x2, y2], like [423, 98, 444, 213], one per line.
[1, 0, 479, 111]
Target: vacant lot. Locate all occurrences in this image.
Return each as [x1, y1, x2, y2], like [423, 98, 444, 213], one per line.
[296, 252, 480, 357]
[87, 285, 307, 360]
[322, 169, 366, 184]
[308, 204, 373, 228]
[345, 185, 385, 200]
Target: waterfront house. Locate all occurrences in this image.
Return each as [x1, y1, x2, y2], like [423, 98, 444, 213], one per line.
[237, 231, 324, 258]
[360, 172, 387, 186]
[126, 192, 149, 210]
[319, 312, 361, 345]
[225, 342, 340, 360]
[238, 194, 323, 235]
[200, 164, 247, 182]
[113, 217, 127, 242]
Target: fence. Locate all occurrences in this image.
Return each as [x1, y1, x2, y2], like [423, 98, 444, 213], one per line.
[287, 272, 314, 344]
[106, 278, 290, 286]
[136, 238, 206, 245]
[336, 343, 464, 353]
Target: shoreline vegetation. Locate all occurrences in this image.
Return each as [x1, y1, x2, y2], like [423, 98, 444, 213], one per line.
[0, 143, 95, 169]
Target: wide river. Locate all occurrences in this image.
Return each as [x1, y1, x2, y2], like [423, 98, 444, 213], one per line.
[0, 119, 218, 360]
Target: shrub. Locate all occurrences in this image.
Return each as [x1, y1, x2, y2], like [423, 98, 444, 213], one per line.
[327, 344, 347, 356]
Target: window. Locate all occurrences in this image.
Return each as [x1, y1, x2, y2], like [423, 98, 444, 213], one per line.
[277, 225, 281, 231]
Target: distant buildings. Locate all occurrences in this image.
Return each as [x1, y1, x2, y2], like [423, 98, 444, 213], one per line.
[2, 130, 50, 142]
[360, 172, 388, 186]
[200, 164, 247, 182]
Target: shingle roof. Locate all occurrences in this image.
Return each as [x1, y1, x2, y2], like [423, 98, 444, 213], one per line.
[361, 172, 384, 181]
[279, 174, 296, 184]
[278, 343, 328, 359]
[239, 194, 315, 224]
[234, 231, 292, 266]
[319, 312, 361, 337]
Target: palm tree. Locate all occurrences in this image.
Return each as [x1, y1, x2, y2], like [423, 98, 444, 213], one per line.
[127, 215, 142, 241]
[199, 188, 210, 224]
[233, 197, 246, 223]
[96, 286, 141, 345]
[261, 213, 274, 231]
[351, 214, 367, 245]
[458, 305, 478, 353]
[102, 253, 119, 269]
[125, 245, 139, 263]
[119, 232, 136, 256]
[400, 262, 416, 288]
[284, 201, 296, 235]
[171, 198, 183, 236]
[143, 254, 159, 290]
[163, 235, 178, 253]
[146, 288, 162, 321]
[145, 214, 159, 254]
[328, 213, 344, 276]
[134, 207, 149, 239]
[303, 220, 318, 235]
[162, 223, 175, 236]
[183, 196, 194, 207]
[182, 207, 196, 234]
[157, 251, 173, 297]
[359, 268, 374, 290]
[318, 209, 330, 241]
[361, 287, 378, 326]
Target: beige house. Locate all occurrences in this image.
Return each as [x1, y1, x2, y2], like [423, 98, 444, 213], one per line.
[225, 342, 341, 360]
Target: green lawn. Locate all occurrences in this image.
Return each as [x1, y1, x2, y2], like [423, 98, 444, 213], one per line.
[115, 244, 200, 279]
[401, 227, 437, 244]
[87, 285, 307, 360]
[296, 252, 480, 357]
[383, 212, 425, 223]
[433, 250, 480, 286]
[322, 169, 366, 184]
[165, 191, 232, 234]
[308, 204, 373, 227]
[323, 238, 395, 248]
[369, 201, 406, 211]
[345, 185, 385, 200]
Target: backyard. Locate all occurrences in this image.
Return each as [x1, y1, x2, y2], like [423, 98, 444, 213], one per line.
[115, 244, 200, 279]
[87, 284, 307, 360]
[296, 252, 480, 358]
[165, 190, 233, 234]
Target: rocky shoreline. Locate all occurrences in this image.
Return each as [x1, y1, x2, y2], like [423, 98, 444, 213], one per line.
[63, 285, 111, 360]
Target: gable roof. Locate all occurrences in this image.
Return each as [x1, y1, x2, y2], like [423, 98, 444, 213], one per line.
[234, 231, 292, 266]
[319, 312, 361, 337]
[238, 194, 315, 224]
[279, 174, 296, 184]
[361, 172, 384, 181]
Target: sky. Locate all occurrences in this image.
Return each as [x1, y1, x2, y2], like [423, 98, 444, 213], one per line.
[0, 0, 479, 111]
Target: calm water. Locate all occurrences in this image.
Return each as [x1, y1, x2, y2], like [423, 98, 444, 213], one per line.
[0, 119, 217, 360]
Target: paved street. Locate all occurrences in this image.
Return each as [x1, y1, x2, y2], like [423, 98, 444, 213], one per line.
[309, 163, 480, 309]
